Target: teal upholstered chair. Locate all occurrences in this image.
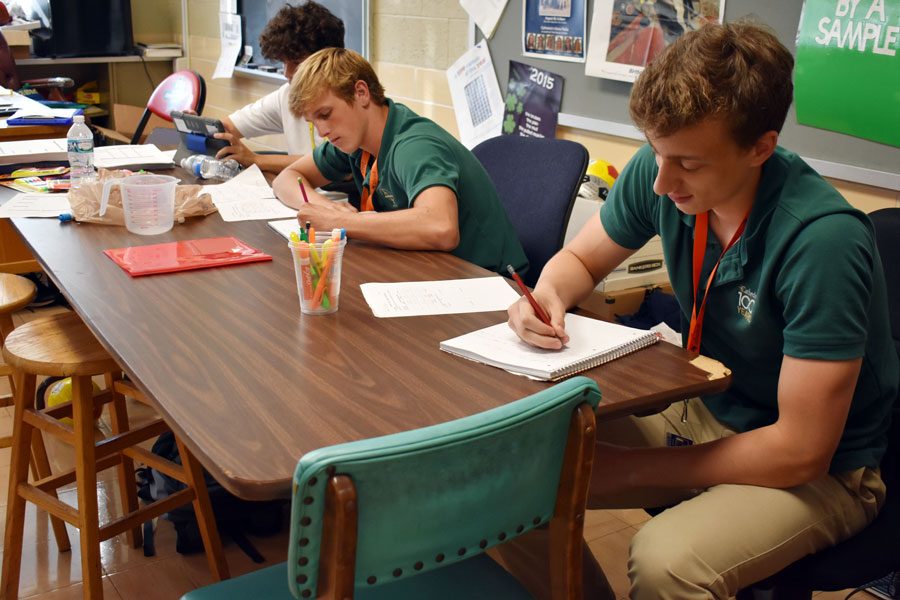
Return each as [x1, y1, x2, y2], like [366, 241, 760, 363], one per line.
[182, 376, 600, 600]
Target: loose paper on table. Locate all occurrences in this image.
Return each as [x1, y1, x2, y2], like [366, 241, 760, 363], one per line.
[0, 193, 70, 218]
[360, 277, 520, 317]
[206, 164, 296, 222]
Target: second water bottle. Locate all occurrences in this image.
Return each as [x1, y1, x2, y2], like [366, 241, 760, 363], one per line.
[180, 155, 241, 180]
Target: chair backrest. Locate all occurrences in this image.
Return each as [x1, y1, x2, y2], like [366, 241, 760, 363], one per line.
[131, 70, 206, 144]
[870, 208, 900, 483]
[288, 376, 601, 599]
[472, 136, 589, 288]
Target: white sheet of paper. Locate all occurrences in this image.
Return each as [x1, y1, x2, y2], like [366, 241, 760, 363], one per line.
[206, 164, 296, 222]
[460, 0, 509, 39]
[0, 193, 70, 218]
[213, 12, 243, 80]
[267, 219, 300, 240]
[446, 41, 505, 149]
[0, 138, 67, 162]
[93, 145, 174, 169]
[360, 277, 520, 318]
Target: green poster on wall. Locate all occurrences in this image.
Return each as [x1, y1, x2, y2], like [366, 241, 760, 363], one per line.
[795, 0, 900, 147]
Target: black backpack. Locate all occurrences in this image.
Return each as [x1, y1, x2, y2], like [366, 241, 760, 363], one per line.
[136, 431, 287, 563]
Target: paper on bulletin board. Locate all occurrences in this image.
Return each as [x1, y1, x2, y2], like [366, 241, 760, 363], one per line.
[523, 0, 587, 63]
[585, 0, 723, 83]
[794, 0, 900, 147]
[460, 0, 509, 39]
[447, 41, 505, 149]
[502, 60, 564, 138]
[213, 12, 242, 80]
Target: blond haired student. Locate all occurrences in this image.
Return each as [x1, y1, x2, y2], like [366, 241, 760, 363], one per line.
[272, 48, 527, 275]
[500, 22, 898, 599]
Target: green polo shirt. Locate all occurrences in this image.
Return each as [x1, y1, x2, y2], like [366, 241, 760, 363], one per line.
[601, 144, 898, 472]
[312, 99, 528, 275]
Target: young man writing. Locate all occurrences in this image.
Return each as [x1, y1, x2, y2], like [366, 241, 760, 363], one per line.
[213, 1, 344, 173]
[271, 48, 528, 275]
[502, 22, 898, 599]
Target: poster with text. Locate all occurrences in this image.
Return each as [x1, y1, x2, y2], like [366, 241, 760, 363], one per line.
[795, 0, 899, 147]
[523, 0, 587, 63]
[446, 41, 505, 149]
[503, 61, 565, 138]
[585, 0, 723, 82]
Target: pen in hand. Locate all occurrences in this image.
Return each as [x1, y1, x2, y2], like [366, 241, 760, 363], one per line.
[507, 265, 554, 329]
[298, 176, 310, 203]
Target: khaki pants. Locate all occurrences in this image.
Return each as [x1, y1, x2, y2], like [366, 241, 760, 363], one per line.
[494, 397, 885, 600]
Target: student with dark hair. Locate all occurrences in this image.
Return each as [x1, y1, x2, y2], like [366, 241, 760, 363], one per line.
[215, 1, 345, 173]
[500, 21, 898, 599]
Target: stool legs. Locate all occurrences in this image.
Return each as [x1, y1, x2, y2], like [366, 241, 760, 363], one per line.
[29, 429, 71, 552]
[105, 372, 142, 549]
[174, 436, 230, 581]
[73, 374, 103, 598]
[1, 371, 37, 600]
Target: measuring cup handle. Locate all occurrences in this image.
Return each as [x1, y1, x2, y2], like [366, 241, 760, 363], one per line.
[99, 178, 123, 216]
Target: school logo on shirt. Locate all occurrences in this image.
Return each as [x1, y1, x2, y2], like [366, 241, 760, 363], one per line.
[737, 285, 756, 323]
[379, 188, 400, 209]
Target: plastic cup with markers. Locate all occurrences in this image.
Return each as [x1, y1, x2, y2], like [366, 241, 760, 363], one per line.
[288, 227, 347, 315]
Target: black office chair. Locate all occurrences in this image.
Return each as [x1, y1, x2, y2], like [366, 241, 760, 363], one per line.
[738, 207, 900, 600]
[472, 135, 588, 288]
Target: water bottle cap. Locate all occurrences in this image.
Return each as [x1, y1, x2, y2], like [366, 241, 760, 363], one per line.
[73, 115, 85, 124]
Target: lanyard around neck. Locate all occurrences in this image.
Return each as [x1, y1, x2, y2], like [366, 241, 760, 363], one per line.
[686, 211, 749, 355]
[360, 151, 378, 212]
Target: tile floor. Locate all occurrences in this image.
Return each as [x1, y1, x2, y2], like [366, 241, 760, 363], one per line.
[0, 306, 878, 599]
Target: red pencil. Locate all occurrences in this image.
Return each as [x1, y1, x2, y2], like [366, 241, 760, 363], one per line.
[507, 265, 553, 327]
[297, 177, 310, 203]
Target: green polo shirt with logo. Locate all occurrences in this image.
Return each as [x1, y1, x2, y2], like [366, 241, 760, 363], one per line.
[312, 99, 528, 275]
[600, 144, 898, 473]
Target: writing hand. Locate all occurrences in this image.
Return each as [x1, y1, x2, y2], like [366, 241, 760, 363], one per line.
[507, 290, 569, 349]
[297, 202, 349, 232]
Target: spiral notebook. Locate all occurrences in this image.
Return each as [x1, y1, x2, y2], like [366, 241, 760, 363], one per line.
[440, 313, 660, 381]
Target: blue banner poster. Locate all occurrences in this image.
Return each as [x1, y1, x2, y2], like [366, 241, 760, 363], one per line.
[795, 0, 900, 146]
[523, 0, 587, 62]
[503, 60, 565, 138]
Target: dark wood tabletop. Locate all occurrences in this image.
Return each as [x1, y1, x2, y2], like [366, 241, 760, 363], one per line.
[10, 173, 729, 500]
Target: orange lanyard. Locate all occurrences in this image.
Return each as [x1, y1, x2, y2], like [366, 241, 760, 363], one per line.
[359, 151, 378, 212]
[686, 211, 748, 355]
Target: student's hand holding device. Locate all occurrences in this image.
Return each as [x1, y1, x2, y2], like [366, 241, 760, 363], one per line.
[213, 132, 257, 167]
[507, 288, 569, 350]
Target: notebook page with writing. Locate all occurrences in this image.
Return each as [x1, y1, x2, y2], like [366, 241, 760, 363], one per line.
[440, 313, 660, 381]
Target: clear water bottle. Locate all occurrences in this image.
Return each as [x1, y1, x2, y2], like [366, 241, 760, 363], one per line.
[179, 154, 241, 180]
[67, 115, 95, 187]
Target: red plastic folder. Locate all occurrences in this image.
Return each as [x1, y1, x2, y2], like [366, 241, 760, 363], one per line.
[104, 237, 272, 277]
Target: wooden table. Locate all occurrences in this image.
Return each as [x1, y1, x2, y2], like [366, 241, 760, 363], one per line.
[10, 185, 729, 500]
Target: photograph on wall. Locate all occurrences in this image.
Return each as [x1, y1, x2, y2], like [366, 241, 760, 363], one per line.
[502, 60, 565, 138]
[523, 0, 587, 63]
[794, 0, 899, 147]
[585, 0, 723, 82]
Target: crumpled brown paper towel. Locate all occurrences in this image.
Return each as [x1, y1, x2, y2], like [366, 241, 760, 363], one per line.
[67, 169, 217, 226]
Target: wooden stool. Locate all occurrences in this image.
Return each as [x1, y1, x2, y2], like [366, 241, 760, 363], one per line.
[0, 273, 36, 406]
[0, 312, 229, 600]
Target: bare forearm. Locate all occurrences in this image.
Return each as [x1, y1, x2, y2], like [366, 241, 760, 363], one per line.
[534, 249, 603, 310]
[255, 153, 302, 174]
[339, 210, 458, 251]
[604, 423, 830, 493]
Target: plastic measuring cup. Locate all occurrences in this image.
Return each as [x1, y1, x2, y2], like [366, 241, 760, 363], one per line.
[100, 174, 178, 235]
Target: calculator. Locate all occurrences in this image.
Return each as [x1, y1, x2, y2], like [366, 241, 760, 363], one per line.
[170, 111, 230, 162]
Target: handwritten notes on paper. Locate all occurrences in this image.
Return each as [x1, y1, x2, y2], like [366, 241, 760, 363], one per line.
[360, 277, 521, 317]
[0, 193, 70, 218]
[205, 164, 296, 222]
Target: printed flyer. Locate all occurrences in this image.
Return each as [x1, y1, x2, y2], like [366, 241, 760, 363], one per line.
[523, 0, 587, 63]
[502, 60, 565, 138]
